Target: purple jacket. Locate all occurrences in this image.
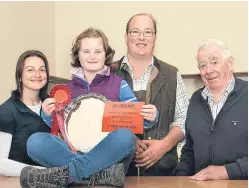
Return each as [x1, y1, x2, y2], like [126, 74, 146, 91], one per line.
[66, 73, 123, 101]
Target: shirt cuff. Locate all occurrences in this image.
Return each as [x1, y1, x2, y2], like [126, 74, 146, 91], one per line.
[144, 109, 159, 129]
[225, 162, 245, 180]
[41, 110, 53, 128]
[169, 122, 185, 136]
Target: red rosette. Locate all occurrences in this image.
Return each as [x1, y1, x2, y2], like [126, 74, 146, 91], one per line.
[49, 85, 76, 153]
[50, 85, 71, 107]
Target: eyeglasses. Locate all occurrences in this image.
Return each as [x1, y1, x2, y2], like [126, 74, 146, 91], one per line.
[198, 61, 220, 71]
[128, 29, 155, 37]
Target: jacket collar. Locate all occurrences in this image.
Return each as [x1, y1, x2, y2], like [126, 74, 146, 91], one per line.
[200, 76, 244, 96]
[72, 66, 111, 87]
[11, 92, 43, 116]
[116, 56, 167, 77]
[115, 56, 168, 104]
[149, 57, 168, 103]
[11, 94, 31, 113]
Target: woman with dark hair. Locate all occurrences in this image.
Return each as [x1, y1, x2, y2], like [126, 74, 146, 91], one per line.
[20, 28, 159, 188]
[0, 50, 50, 176]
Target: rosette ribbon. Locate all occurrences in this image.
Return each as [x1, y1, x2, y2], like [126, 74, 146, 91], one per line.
[50, 85, 76, 153]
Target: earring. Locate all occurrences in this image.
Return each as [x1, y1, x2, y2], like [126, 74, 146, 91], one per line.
[19, 79, 22, 82]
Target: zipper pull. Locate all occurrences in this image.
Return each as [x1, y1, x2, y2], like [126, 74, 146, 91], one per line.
[211, 122, 215, 131]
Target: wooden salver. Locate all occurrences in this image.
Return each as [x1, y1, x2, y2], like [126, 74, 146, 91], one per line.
[64, 92, 110, 153]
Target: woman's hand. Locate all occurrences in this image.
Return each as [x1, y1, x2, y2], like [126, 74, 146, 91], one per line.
[42, 98, 56, 116]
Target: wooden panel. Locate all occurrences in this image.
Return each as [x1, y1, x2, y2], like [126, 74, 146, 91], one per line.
[0, 176, 247, 188]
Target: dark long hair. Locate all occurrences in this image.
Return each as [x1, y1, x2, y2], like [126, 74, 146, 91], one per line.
[12, 50, 50, 101]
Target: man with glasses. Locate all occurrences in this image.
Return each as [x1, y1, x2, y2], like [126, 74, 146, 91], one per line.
[175, 39, 248, 180]
[111, 13, 188, 176]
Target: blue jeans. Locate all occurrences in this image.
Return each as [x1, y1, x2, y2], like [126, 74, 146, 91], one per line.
[27, 128, 136, 181]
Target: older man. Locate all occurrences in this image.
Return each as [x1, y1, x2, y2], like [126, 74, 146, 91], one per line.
[175, 39, 248, 180]
[111, 13, 188, 176]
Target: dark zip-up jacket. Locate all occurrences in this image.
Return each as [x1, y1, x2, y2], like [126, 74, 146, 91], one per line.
[0, 93, 50, 165]
[175, 77, 248, 180]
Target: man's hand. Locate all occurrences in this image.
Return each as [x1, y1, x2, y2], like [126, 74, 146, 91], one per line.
[135, 139, 168, 169]
[190, 165, 229, 181]
[135, 137, 148, 155]
[42, 98, 56, 116]
[140, 104, 157, 122]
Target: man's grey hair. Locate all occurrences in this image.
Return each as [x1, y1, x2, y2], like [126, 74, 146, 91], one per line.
[197, 39, 232, 60]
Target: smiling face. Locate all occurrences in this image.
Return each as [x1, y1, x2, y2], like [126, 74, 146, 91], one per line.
[78, 37, 106, 74]
[22, 56, 47, 92]
[197, 44, 233, 91]
[125, 15, 157, 58]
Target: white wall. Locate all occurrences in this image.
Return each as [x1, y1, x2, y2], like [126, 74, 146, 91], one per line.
[0, 2, 55, 103]
[54, 1, 248, 78]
